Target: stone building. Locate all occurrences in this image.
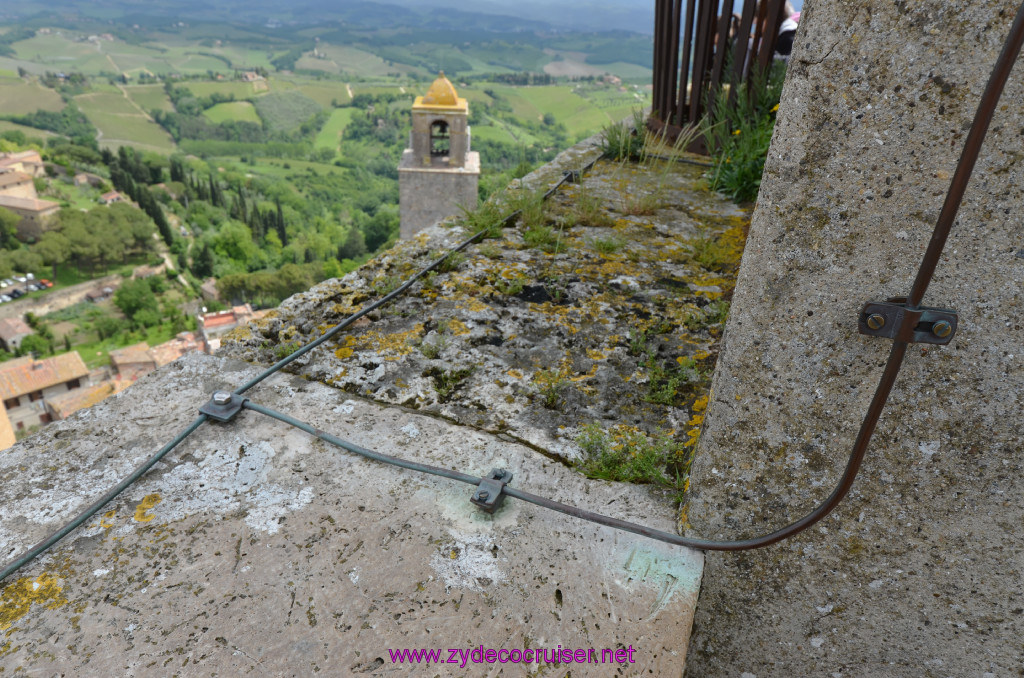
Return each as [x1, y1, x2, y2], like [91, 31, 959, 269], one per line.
[398, 72, 480, 239]
[0, 317, 35, 352]
[0, 352, 89, 432]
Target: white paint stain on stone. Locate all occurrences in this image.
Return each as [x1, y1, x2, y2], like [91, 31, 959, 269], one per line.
[400, 423, 420, 439]
[429, 533, 505, 592]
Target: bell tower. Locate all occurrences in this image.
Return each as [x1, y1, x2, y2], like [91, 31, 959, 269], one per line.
[399, 72, 480, 239]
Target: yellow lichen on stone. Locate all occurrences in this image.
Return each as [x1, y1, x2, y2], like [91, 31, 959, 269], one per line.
[133, 493, 162, 523]
[355, 324, 424, 359]
[334, 336, 357, 360]
[507, 369, 524, 380]
[447, 319, 470, 336]
[0, 573, 68, 631]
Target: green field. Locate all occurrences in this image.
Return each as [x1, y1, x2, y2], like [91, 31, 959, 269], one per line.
[295, 82, 351, 107]
[470, 123, 520, 144]
[184, 81, 258, 99]
[75, 91, 176, 153]
[204, 100, 261, 124]
[124, 84, 174, 112]
[313, 107, 357, 150]
[0, 120, 55, 139]
[490, 84, 629, 138]
[296, 45, 415, 77]
[0, 78, 65, 115]
[252, 90, 320, 132]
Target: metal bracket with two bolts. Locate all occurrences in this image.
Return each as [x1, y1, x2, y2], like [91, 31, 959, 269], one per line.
[858, 296, 959, 345]
[199, 390, 247, 422]
[470, 469, 513, 513]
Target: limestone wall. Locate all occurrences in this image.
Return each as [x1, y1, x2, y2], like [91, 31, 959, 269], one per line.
[684, 1, 1024, 676]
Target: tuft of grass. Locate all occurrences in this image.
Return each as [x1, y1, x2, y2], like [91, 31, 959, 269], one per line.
[495, 277, 525, 296]
[523, 224, 567, 254]
[690, 230, 732, 271]
[576, 424, 690, 503]
[430, 366, 475, 402]
[643, 354, 702, 407]
[460, 199, 507, 239]
[373, 275, 402, 296]
[561, 184, 614, 228]
[534, 368, 569, 410]
[437, 251, 466, 273]
[477, 242, 502, 259]
[600, 108, 648, 162]
[507, 188, 547, 231]
[418, 335, 447, 359]
[701, 61, 786, 203]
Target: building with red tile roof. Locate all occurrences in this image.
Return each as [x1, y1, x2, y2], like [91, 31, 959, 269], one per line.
[0, 352, 89, 431]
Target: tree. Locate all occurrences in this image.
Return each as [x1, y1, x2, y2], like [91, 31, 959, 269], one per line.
[0, 208, 21, 249]
[113, 278, 158, 319]
[19, 335, 50, 357]
[337, 224, 366, 260]
[192, 243, 215, 278]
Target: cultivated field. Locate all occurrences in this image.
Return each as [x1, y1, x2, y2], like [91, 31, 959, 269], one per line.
[124, 84, 174, 112]
[75, 91, 176, 153]
[204, 100, 261, 124]
[313, 108, 357, 150]
[0, 77, 64, 115]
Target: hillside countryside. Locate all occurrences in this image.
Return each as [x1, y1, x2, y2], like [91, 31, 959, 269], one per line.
[0, 2, 653, 438]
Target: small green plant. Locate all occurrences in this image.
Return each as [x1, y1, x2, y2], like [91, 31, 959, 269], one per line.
[600, 108, 648, 162]
[705, 299, 731, 324]
[419, 335, 447, 359]
[373, 275, 402, 296]
[438, 251, 466, 273]
[643, 354, 701, 407]
[690, 230, 731, 271]
[522, 224, 567, 254]
[627, 327, 651, 357]
[495, 277, 525, 296]
[592, 235, 625, 255]
[274, 342, 301, 360]
[534, 368, 569, 410]
[477, 242, 502, 259]
[507, 188, 547, 231]
[430, 366, 475, 402]
[701, 61, 786, 203]
[460, 200, 507, 239]
[421, 271, 438, 291]
[562, 184, 614, 228]
[575, 424, 690, 503]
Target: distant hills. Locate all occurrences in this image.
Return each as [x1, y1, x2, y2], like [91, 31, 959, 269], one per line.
[4, 0, 654, 34]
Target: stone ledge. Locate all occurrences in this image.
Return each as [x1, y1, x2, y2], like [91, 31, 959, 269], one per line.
[1, 352, 701, 675]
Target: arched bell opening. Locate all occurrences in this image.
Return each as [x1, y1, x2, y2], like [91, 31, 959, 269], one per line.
[430, 120, 450, 156]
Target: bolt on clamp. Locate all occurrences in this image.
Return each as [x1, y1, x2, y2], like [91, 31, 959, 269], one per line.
[199, 390, 247, 422]
[471, 469, 513, 513]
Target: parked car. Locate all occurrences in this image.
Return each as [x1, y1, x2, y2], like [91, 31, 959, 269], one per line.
[13, 276, 26, 283]
[25, 273, 33, 280]
[0, 295, 10, 303]
[39, 279, 53, 289]
[9, 289, 23, 298]
[1, 279, 11, 287]
[25, 283, 39, 292]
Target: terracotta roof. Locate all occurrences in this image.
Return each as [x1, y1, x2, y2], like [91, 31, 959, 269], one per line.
[149, 332, 202, 366]
[109, 342, 154, 367]
[0, 194, 61, 213]
[0, 171, 33, 188]
[46, 380, 131, 420]
[0, 151, 43, 164]
[0, 352, 89, 399]
[0, 317, 33, 340]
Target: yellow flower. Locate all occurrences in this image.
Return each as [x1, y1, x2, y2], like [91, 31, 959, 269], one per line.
[770, 103, 780, 113]
[732, 129, 742, 135]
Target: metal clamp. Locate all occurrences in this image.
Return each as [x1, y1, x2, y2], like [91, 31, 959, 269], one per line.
[858, 297, 959, 345]
[199, 391, 247, 422]
[470, 469, 513, 513]
[563, 169, 582, 184]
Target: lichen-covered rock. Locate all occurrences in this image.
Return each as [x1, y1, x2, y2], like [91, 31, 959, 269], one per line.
[222, 144, 749, 489]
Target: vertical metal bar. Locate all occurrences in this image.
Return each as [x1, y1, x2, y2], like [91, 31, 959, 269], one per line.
[667, 0, 684, 125]
[652, 0, 666, 120]
[688, 0, 714, 124]
[677, 0, 697, 121]
[756, 0, 786, 75]
[710, 0, 736, 95]
[907, 0, 1024, 308]
[728, 0, 757, 106]
[748, 0, 768, 87]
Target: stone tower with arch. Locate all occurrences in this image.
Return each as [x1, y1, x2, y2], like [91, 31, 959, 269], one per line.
[398, 72, 480, 239]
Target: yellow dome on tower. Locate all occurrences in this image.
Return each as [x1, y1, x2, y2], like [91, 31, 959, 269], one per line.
[413, 72, 468, 112]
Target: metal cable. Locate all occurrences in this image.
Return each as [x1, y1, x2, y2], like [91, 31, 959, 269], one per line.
[3, 10, 1021, 582]
[0, 415, 208, 584]
[0, 158, 603, 585]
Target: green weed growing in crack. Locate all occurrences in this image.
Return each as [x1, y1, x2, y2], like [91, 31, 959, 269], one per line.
[575, 424, 690, 503]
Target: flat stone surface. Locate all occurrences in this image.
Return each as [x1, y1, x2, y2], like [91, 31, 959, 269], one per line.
[684, 1, 1024, 676]
[1, 353, 702, 675]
